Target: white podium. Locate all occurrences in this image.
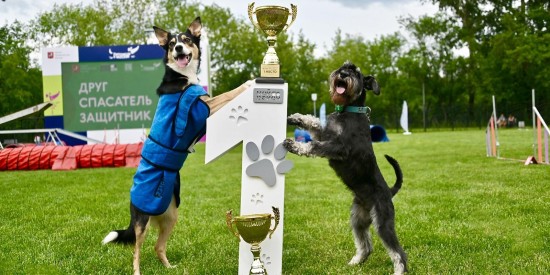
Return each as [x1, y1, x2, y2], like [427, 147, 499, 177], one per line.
[205, 80, 292, 275]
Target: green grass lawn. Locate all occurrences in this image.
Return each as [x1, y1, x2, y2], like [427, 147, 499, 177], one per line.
[1, 129, 549, 274]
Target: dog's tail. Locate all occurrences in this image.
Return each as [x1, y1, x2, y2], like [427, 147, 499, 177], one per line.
[102, 205, 143, 245]
[102, 228, 135, 245]
[384, 154, 403, 197]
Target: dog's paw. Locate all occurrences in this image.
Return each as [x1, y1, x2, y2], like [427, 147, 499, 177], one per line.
[348, 254, 367, 265]
[288, 113, 322, 130]
[282, 138, 295, 151]
[246, 135, 294, 186]
[283, 138, 312, 157]
[287, 113, 303, 126]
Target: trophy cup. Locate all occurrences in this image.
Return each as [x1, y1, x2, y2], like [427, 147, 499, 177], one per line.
[248, 2, 297, 79]
[227, 207, 280, 275]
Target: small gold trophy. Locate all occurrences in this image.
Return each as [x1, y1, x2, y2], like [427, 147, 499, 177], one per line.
[248, 2, 297, 78]
[226, 207, 280, 275]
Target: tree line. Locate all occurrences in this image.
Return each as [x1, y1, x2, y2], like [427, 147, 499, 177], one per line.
[1, 0, 548, 132]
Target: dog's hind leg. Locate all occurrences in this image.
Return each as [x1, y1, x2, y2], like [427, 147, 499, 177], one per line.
[348, 198, 374, 265]
[132, 211, 150, 275]
[153, 196, 178, 268]
[371, 203, 408, 275]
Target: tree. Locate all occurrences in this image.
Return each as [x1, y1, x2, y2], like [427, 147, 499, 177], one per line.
[426, 0, 550, 124]
[483, 1, 550, 119]
[425, 0, 488, 125]
[30, 0, 322, 115]
[0, 21, 43, 129]
[33, 0, 157, 46]
[24, 0, 547, 130]
[400, 13, 472, 129]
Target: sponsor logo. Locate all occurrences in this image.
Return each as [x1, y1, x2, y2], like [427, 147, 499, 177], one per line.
[108, 46, 140, 60]
[140, 62, 162, 72]
[72, 64, 80, 73]
[47, 52, 54, 59]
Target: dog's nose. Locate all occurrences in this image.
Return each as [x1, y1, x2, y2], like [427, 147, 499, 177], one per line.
[339, 71, 349, 78]
[175, 45, 183, 52]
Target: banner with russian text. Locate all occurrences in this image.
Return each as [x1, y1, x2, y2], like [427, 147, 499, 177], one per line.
[61, 60, 162, 131]
[41, 43, 209, 144]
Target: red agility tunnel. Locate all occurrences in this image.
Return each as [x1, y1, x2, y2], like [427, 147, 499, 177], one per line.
[28, 145, 45, 170]
[124, 143, 143, 167]
[0, 145, 66, 171]
[113, 144, 127, 167]
[0, 143, 143, 171]
[39, 146, 55, 169]
[0, 148, 9, 170]
[52, 146, 77, 171]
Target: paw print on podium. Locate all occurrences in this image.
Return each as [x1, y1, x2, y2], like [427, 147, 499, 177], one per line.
[245, 135, 293, 187]
[262, 253, 272, 266]
[251, 193, 264, 205]
[229, 106, 248, 126]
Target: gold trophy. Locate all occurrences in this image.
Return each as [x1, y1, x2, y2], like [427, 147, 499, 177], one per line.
[227, 207, 280, 275]
[248, 2, 297, 78]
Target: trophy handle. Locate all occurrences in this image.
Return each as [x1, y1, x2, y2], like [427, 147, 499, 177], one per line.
[247, 2, 262, 31]
[283, 4, 298, 32]
[268, 206, 280, 239]
[226, 210, 240, 239]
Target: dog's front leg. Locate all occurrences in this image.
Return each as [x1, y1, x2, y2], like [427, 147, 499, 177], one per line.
[203, 80, 253, 115]
[283, 139, 317, 157]
[287, 113, 322, 135]
[283, 139, 348, 160]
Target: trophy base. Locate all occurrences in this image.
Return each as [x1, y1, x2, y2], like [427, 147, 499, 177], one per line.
[260, 63, 280, 78]
[255, 77, 285, 84]
[249, 261, 267, 275]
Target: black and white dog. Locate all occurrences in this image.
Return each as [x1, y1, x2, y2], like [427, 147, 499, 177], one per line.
[102, 17, 251, 275]
[283, 62, 408, 274]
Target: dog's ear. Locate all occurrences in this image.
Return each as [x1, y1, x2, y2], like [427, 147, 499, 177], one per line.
[153, 26, 169, 47]
[364, 75, 380, 95]
[188, 17, 202, 37]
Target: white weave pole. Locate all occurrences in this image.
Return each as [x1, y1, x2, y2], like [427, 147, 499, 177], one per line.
[492, 95, 500, 158]
[532, 89, 536, 157]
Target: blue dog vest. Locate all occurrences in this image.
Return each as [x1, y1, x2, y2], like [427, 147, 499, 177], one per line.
[131, 85, 209, 215]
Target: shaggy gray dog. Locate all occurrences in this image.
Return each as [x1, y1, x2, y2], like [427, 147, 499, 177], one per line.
[283, 61, 408, 274]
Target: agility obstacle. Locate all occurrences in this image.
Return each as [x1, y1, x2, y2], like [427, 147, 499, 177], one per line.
[532, 107, 549, 164]
[0, 143, 143, 171]
[486, 96, 500, 158]
[486, 114, 498, 157]
[486, 91, 549, 165]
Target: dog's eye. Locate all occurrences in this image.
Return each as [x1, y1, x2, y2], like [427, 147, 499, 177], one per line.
[169, 41, 175, 47]
[183, 37, 192, 44]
